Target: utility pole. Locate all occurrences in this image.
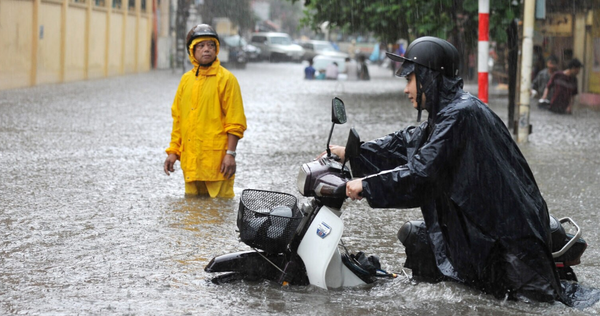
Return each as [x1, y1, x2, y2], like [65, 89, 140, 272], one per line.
[517, 0, 535, 143]
[478, 0, 489, 104]
[506, 19, 519, 132]
[174, 0, 191, 73]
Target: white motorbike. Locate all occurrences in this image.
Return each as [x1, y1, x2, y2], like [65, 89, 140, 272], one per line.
[204, 97, 396, 289]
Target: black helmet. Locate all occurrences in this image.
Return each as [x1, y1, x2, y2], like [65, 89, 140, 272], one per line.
[386, 36, 460, 78]
[186, 24, 219, 54]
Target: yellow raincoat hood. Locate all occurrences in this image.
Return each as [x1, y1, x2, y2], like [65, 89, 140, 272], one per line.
[189, 37, 220, 68]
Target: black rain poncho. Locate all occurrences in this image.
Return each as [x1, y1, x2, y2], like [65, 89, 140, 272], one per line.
[350, 65, 566, 303]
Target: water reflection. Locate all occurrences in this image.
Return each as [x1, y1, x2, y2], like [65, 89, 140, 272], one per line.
[1, 61, 599, 314]
[170, 197, 233, 231]
[168, 196, 239, 265]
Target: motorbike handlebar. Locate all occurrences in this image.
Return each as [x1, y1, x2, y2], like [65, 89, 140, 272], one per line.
[333, 183, 346, 197]
[332, 182, 362, 199]
[330, 153, 341, 161]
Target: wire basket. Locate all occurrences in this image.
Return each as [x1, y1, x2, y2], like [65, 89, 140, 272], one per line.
[237, 189, 304, 253]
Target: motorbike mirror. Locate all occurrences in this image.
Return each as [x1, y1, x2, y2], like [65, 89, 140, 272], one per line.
[344, 128, 361, 161]
[331, 97, 347, 124]
[326, 97, 346, 157]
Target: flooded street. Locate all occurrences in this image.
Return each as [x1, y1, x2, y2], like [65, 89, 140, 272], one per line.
[1, 61, 600, 315]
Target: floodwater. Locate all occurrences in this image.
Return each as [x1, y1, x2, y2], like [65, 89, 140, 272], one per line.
[1, 61, 600, 315]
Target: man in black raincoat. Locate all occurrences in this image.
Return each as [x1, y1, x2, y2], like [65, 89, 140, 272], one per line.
[333, 37, 567, 304]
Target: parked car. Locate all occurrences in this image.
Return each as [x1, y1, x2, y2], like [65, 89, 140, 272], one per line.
[299, 40, 348, 61]
[250, 32, 304, 62]
[223, 34, 261, 62]
[220, 35, 248, 69]
[244, 43, 261, 61]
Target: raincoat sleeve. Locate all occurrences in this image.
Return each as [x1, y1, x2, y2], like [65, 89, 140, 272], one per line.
[360, 107, 464, 208]
[220, 74, 246, 139]
[166, 78, 184, 157]
[350, 124, 424, 176]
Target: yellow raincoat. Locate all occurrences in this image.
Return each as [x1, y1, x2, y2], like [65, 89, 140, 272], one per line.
[166, 37, 247, 196]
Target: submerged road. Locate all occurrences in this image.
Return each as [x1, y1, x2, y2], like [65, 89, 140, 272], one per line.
[1, 61, 600, 315]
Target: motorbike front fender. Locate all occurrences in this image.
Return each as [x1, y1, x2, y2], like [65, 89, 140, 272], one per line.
[204, 251, 286, 281]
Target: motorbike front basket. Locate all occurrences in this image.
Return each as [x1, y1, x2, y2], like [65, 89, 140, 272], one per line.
[237, 189, 303, 253]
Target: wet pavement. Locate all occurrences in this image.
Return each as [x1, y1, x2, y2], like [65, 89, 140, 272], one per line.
[1, 61, 600, 315]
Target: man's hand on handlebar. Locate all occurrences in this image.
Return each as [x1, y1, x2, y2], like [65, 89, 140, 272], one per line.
[346, 178, 364, 201]
[317, 145, 346, 161]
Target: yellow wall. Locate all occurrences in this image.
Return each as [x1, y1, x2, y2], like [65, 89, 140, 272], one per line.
[65, 5, 86, 82]
[138, 16, 149, 71]
[124, 14, 137, 73]
[0, 0, 34, 89]
[108, 11, 124, 76]
[89, 8, 108, 79]
[590, 10, 600, 94]
[38, 0, 62, 84]
[0, 0, 153, 90]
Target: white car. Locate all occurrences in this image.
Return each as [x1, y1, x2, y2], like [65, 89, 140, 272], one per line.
[299, 40, 348, 61]
[250, 32, 305, 62]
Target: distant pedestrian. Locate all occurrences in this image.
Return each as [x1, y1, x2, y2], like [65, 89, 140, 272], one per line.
[540, 58, 582, 114]
[325, 62, 339, 80]
[344, 57, 358, 81]
[358, 55, 370, 81]
[304, 60, 316, 80]
[468, 53, 476, 81]
[164, 24, 247, 198]
[315, 69, 326, 80]
[532, 55, 559, 109]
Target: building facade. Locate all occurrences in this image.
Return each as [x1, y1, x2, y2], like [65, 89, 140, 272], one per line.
[535, 0, 600, 106]
[0, 0, 156, 90]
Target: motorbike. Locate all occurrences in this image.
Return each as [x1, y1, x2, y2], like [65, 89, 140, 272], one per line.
[204, 97, 396, 289]
[398, 215, 587, 282]
[205, 96, 588, 289]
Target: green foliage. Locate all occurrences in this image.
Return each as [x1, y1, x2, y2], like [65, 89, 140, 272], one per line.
[299, 0, 409, 43]
[293, 0, 519, 46]
[490, 0, 519, 43]
[200, 0, 255, 32]
[269, 0, 305, 36]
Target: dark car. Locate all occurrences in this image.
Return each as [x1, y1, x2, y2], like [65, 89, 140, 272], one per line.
[250, 32, 304, 62]
[220, 35, 248, 69]
[226, 35, 261, 61]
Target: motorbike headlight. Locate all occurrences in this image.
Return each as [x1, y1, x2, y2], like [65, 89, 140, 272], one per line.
[297, 164, 310, 196]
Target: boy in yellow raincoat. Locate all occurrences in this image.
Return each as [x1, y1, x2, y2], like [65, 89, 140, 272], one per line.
[164, 24, 247, 198]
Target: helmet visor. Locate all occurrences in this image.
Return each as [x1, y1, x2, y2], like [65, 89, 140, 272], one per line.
[386, 51, 414, 78]
[396, 62, 415, 78]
